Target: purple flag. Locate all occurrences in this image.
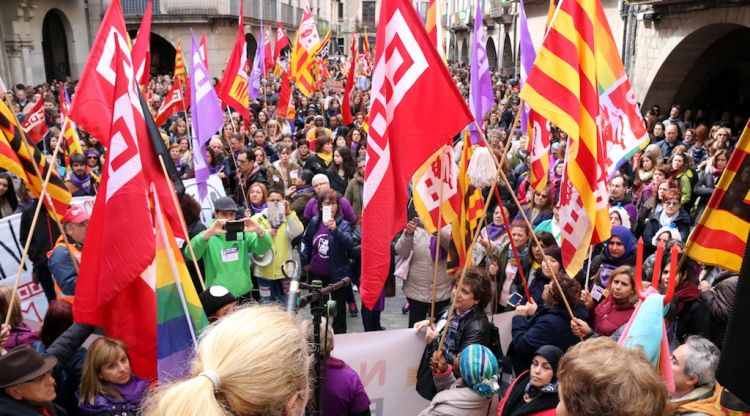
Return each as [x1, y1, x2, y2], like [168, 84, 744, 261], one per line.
[248, 24, 265, 100]
[518, 0, 536, 135]
[189, 29, 224, 200]
[468, 0, 494, 145]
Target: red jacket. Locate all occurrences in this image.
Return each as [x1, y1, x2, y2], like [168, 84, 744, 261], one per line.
[593, 296, 636, 336]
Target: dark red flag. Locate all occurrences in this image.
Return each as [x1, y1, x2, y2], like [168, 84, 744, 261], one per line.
[21, 98, 48, 144]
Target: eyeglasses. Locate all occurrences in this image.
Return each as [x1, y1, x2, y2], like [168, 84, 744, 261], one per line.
[664, 200, 680, 206]
[87, 156, 98, 160]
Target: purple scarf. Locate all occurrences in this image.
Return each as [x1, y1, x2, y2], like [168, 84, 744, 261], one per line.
[486, 223, 506, 242]
[249, 202, 268, 215]
[68, 172, 92, 194]
[430, 235, 447, 261]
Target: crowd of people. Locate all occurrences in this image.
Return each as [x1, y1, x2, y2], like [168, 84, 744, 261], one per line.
[0, 55, 748, 415]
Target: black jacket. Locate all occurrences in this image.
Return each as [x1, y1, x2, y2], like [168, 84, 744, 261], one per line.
[499, 371, 559, 416]
[429, 306, 494, 364]
[642, 208, 691, 254]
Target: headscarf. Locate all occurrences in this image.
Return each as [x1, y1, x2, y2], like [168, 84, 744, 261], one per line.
[650, 226, 682, 246]
[459, 344, 500, 399]
[603, 225, 635, 260]
[609, 205, 632, 230]
[524, 345, 564, 397]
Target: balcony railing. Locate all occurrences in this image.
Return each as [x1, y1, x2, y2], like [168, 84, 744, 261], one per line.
[122, 0, 292, 22]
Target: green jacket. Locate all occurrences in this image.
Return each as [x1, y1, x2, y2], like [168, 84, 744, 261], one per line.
[186, 220, 273, 297]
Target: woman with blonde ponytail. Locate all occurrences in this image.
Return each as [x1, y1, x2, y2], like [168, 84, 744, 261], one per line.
[143, 306, 310, 416]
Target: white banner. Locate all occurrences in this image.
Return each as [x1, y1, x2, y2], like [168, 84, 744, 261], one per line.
[0, 212, 47, 327]
[183, 174, 227, 224]
[331, 312, 515, 415]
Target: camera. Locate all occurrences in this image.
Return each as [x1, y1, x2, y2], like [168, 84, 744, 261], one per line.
[224, 220, 244, 241]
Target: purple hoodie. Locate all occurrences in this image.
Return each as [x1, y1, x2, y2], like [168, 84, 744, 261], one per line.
[77, 375, 149, 416]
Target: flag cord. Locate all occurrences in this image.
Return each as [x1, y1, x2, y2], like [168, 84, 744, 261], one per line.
[429, 145, 447, 324]
[158, 155, 206, 291]
[4, 96, 80, 273]
[2, 115, 66, 326]
[436, 110, 517, 355]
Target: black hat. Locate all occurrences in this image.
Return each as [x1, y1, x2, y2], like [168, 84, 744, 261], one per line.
[199, 285, 236, 317]
[0, 345, 57, 388]
[213, 197, 238, 212]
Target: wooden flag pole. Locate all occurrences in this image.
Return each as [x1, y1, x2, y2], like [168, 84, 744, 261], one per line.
[436, 110, 519, 354]
[4, 97, 79, 274]
[158, 155, 206, 291]
[429, 145, 447, 324]
[3, 132, 64, 327]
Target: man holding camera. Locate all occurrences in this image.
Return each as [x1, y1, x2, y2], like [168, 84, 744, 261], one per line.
[185, 196, 272, 299]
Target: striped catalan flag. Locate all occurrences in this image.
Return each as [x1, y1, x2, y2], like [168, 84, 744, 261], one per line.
[684, 119, 750, 272]
[58, 83, 83, 160]
[173, 40, 187, 87]
[0, 99, 71, 220]
[290, 4, 323, 97]
[154, 196, 207, 381]
[448, 131, 485, 273]
[519, 0, 610, 275]
[426, 0, 446, 60]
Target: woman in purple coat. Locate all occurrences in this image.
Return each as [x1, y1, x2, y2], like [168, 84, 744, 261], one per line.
[77, 337, 149, 416]
[309, 321, 371, 416]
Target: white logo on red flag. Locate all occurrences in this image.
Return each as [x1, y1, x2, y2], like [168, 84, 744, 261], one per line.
[364, 9, 429, 207]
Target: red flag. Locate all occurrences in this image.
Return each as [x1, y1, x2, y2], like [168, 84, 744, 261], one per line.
[274, 23, 290, 63]
[360, 0, 473, 308]
[69, 0, 130, 143]
[264, 25, 274, 75]
[154, 76, 186, 126]
[275, 71, 294, 121]
[341, 35, 357, 126]
[132, 0, 152, 86]
[21, 98, 48, 144]
[217, 4, 249, 122]
[74, 44, 157, 380]
[199, 33, 209, 70]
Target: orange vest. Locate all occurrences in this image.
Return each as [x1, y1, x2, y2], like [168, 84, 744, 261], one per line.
[46, 236, 81, 305]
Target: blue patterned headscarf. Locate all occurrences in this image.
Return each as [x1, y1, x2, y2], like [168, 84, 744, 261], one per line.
[459, 344, 500, 398]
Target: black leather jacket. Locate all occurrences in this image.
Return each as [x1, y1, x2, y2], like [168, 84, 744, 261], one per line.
[430, 306, 494, 364]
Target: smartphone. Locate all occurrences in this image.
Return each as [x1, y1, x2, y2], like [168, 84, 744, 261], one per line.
[268, 201, 285, 223]
[322, 206, 333, 223]
[224, 220, 244, 241]
[507, 292, 524, 307]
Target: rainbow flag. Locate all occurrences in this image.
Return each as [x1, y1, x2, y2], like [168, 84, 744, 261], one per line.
[593, 1, 649, 177]
[154, 197, 207, 381]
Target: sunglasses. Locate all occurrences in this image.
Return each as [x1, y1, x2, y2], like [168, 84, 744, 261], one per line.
[87, 156, 98, 159]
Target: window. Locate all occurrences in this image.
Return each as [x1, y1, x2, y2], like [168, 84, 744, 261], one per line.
[362, 1, 376, 26]
[338, 1, 344, 20]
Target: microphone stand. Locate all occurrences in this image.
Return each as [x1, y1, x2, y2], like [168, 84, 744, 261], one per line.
[299, 277, 352, 416]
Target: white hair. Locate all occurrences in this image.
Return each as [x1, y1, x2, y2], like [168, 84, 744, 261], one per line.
[683, 336, 720, 388]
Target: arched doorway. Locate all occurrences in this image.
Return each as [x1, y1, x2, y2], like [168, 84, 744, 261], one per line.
[42, 9, 71, 82]
[644, 24, 750, 118]
[461, 37, 469, 63]
[246, 33, 257, 61]
[502, 33, 513, 75]
[126, 31, 176, 76]
[486, 37, 498, 70]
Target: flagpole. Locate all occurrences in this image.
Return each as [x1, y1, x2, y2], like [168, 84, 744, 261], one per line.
[436, 113, 517, 355]
[157, 155, 206, 291]
[153, 184, 199, 347]
[3, 130, 65, 327]
[221, 111, 249, 208]
[429, 145, 447, 324]
[4, 97, 80, 274]
[584, 246, 593, 292]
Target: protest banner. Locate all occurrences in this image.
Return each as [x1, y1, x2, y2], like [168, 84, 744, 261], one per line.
[183, 174, 227, 224]
[332, 312, 514, 415]
[0, 196, 96, 327]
